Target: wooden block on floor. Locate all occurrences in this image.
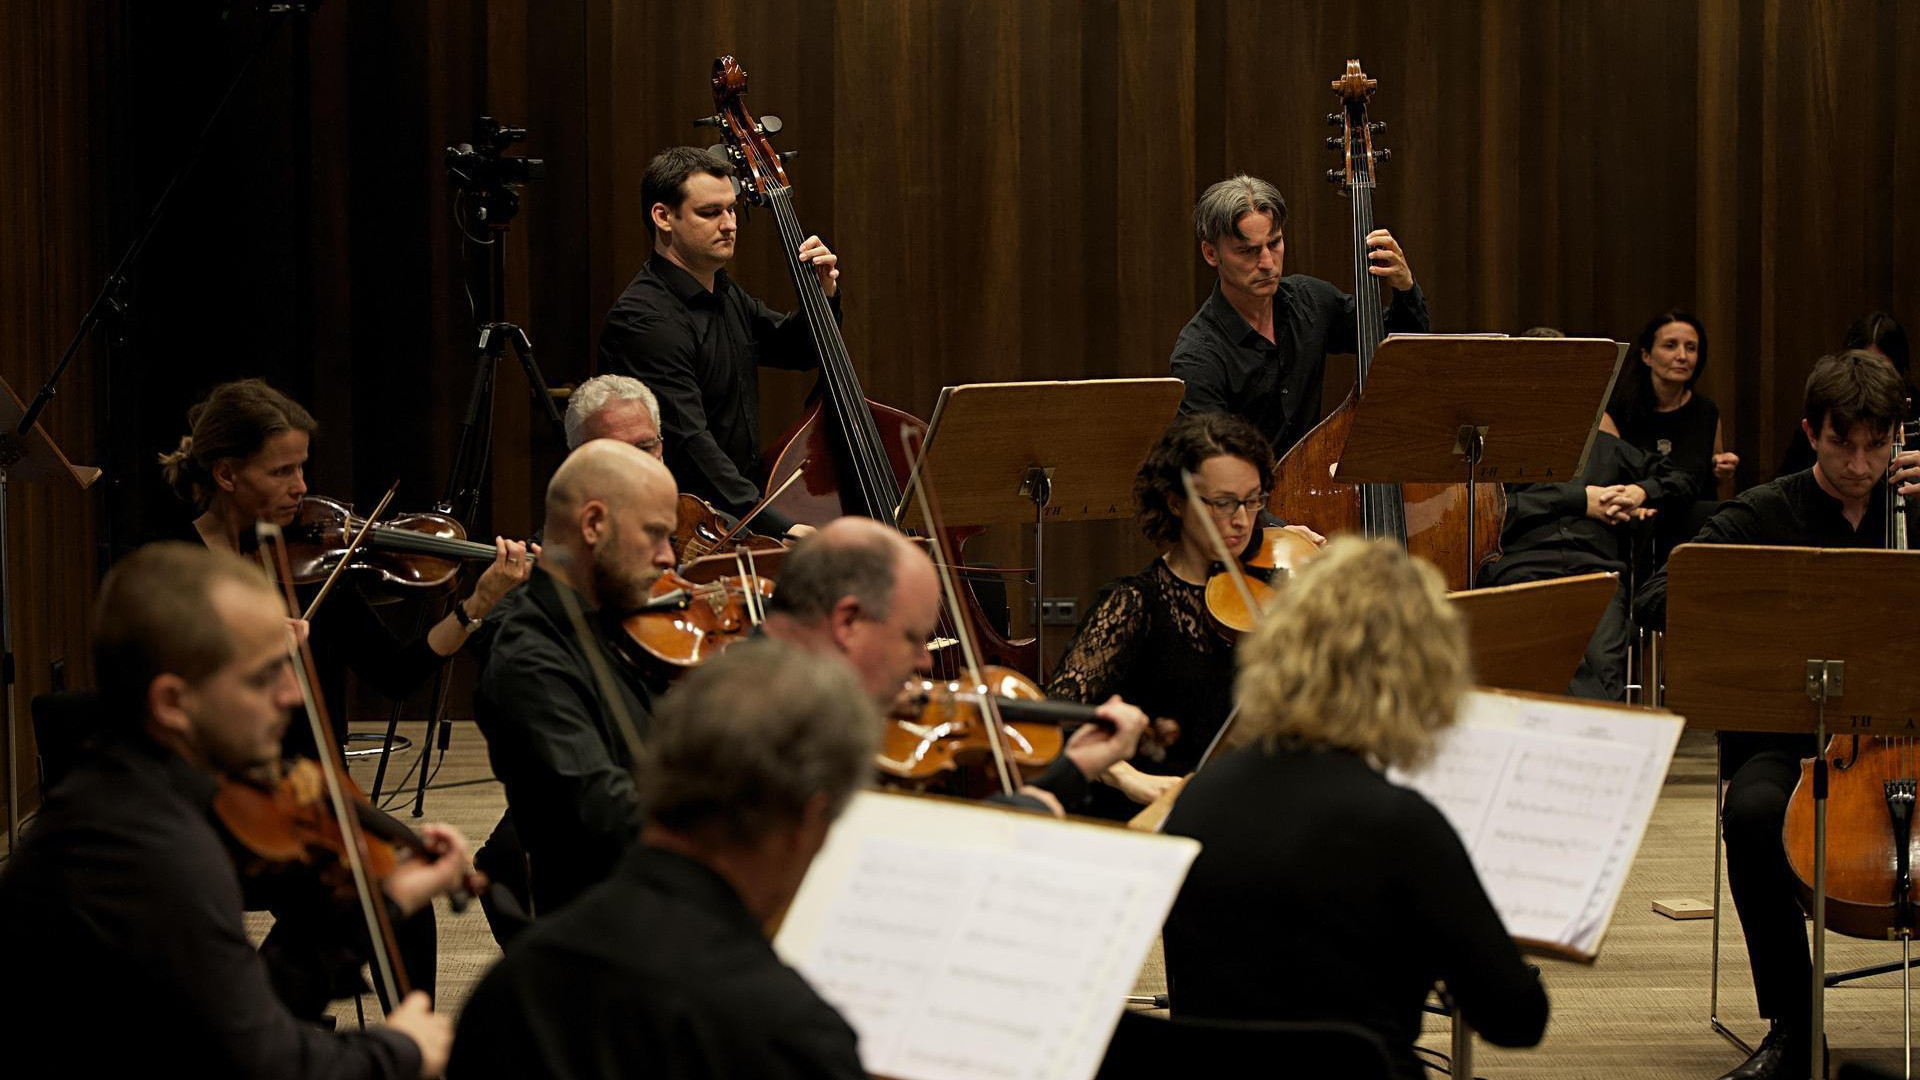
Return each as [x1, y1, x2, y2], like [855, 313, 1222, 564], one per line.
[1653, 896, 1713, 920]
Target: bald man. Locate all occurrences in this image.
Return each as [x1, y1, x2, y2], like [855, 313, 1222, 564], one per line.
[762, 518, 1148, 817]
[474, 440, 679, 914]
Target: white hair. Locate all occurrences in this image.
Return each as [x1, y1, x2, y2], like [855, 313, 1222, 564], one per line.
[564, 374, 662, 450]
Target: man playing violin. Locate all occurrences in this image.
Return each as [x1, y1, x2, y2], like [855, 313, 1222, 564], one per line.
[0, 543, 462, 1078]
[1636, 350, 1920, 1080]
[1171, 174, 1428, 458]
[473, 439, 678, 916]
[760, 517, 1149, 818]
[451, 641, 872, 1080]
[598, 145, 835, 542]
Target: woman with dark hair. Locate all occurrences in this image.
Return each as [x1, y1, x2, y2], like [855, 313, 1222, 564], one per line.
[160, 378, 532, 760]
[1602, 310, 1737, 499]
[1047, 411, 1318, 819]
[1779, 311, 1915, 476]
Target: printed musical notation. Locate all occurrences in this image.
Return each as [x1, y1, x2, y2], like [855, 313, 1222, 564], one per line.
[774, 792, 1200, 1080]
[1393, 691, 1683, 957]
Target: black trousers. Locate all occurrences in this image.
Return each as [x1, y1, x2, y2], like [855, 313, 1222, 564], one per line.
[1722, 743, 1812, 1032]
[1567, 580, 1631, 701]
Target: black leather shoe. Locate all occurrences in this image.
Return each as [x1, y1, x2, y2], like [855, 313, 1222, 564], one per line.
[1714, 1023, 1827, 1080]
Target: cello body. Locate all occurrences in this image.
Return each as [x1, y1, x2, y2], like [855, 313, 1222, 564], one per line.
[1270, 396, 1504, 592]
[1783, 735, 1920, 940]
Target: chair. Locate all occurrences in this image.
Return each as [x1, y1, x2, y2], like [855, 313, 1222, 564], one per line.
[29, 689, 108, 794]
[1094, 1010, 1395, 1080]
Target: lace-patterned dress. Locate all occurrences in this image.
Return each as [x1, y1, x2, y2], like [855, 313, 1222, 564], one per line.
[1047, 558, 1243, 817]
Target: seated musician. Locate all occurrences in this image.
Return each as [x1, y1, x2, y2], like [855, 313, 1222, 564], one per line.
[1779, 311, 1915, 476]
[1161, 538, 1549, 1079]
[1171, 173, 1427, 459]
[472, 439, 677, 916]
[562, 373, 665, 459]
[760, 516, 1147, 817]
[1048, 412, 1307, 820]
[598, 145, 836, 541]
[161, 377, 524, 1012]
[1635, 349, 1920, 1080]
[1601, 310, 1738, 550]
[1478, 327, 1702, 701]
[450, 640, 870, 1079]
[0, 543, 459, 1077]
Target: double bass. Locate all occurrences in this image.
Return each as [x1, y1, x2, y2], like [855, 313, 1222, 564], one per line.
[1266, 60, 1503, 591]
[702, 56, 1035, 678]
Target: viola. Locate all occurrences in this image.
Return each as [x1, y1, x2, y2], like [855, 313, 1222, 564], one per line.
[214, 759, 485, 911]
[877, 666, 1087, 783]
[1203, 526, 1321, 637]
[704, 55, 1035, 679]
[672, 492, 785, 565]
[282, 494, 515, 592]
[1264, 61, 1503, 590]
[616, 568, 776, 670]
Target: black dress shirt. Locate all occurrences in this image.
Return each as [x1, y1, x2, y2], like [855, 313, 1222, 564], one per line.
[1162, 745, 1548, 1080]
[448, 845, 864, 1080]
[598, 253, 832, 535]
[474, 566, 653, 915]
[1171, 276, 1430, 456]
[0, 735, 420, 1078]
[1482, 432, 1699, 585]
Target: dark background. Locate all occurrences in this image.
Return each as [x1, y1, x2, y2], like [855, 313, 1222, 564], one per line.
[6, 0, 1918, 828]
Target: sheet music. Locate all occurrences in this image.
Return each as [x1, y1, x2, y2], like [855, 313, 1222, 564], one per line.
[1392, 690, 1684, 958]
[775, 792, 1200, 1080]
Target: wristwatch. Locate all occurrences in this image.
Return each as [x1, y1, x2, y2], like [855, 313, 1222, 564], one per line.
[452, 599, 478, 630]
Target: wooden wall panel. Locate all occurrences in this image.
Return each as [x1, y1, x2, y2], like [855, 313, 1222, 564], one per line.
[9, 0, 1920, 811]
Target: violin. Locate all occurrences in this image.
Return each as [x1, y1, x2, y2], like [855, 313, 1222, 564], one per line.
[616, 565, 776, 670]
[214, 760, 485, 910]
[282, 494, 515, 592]
[1203, 526, 1320, 636]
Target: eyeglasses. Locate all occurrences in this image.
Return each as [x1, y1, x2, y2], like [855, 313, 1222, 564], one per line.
[1199, 493, 1269, 518]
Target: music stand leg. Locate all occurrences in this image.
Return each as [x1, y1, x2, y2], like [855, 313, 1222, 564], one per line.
[1450, 1003, 1473, 1079]
[1021, 467, 1053, 683]
[1812, 690, 1829, 1080]
[1, 467, 14, 854]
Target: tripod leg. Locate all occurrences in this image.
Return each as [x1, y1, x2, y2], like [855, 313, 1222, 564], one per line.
[412, 662, 455, 818]
[440, 327, 505, 516]
[502, 325, 568, 445]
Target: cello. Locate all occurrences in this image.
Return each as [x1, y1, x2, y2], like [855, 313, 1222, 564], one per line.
[702, 55, 1035, 678]
[1266, 60, 1503, 591]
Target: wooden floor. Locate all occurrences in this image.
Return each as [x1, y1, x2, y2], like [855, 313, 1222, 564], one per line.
[307, 721, 1917, 1077]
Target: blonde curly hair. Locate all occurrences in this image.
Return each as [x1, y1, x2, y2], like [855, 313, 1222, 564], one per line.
[1233, 537, 1470, 770]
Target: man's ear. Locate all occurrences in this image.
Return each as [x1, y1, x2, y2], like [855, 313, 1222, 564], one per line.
[147, 674, 194, 741]
[1200, 240, 1219, 268]
[1803, 418, 1819, 448]
[828, 595, 862, 649]
[650, 201, 673, 238]
[579, 499, 609, 547]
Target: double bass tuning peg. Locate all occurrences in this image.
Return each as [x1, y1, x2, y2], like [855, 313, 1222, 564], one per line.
[1326, 168, 1345, 185]
[1325, 112, 1343, 127]
[1372, 148, 1392, 165]
[1325, 135, 1342, 151]
[758, 115, 784, 135]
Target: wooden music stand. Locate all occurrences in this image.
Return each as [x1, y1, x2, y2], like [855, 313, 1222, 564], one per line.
[1336, 334, 1627, 585]
[896, 379, 1184, 678]
[1449, 571, 1619, 695]
[1666, 543, 1920, 1076]
[0, 376, 101, 852]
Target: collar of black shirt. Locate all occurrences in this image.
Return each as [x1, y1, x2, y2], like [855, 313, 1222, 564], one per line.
[647, 251, 731, 306]
[619, 843, 766, 937]
[1203, 280, 1287, 349]
[92, 730, 222, 814]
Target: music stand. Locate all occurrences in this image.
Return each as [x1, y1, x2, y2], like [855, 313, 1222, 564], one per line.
[0, 377, 101, 852]
[1666, 544, 1920, 1077]
[1336, 335, 1627, 585]
[896, 379, 1184, 679]
[1449, 571, 1619, 695]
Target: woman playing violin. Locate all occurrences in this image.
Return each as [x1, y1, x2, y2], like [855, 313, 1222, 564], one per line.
[160, 378, 533, 758]
[1048, 411, 1315, 820]
[1161, 539, 1547, 1080]
[158, 378, 505, 1014]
